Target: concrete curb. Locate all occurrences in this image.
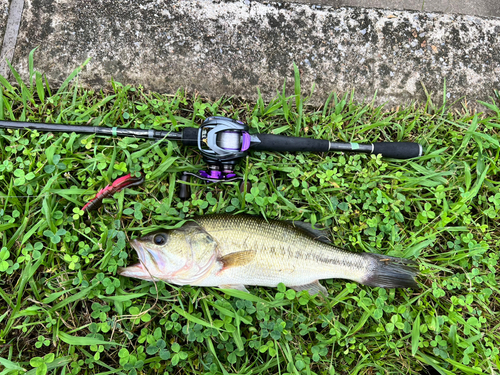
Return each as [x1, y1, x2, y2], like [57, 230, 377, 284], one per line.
[0, 0, 8, 43]
[0, 0, 23, 77]
[3, 0, 500, 109]
[279, 0, 500, 19]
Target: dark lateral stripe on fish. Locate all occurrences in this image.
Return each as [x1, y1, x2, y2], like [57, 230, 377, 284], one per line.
[292, 247, 363, 268]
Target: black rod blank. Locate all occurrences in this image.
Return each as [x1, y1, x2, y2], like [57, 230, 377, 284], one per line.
[0, 120, 182, 141]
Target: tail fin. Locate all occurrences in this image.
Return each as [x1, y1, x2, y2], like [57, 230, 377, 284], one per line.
[361, 253, 419, 289]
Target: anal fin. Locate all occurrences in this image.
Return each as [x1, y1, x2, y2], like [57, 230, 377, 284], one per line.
[290, 280, 328, 296]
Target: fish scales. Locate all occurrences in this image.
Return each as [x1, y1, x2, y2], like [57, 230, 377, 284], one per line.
[119, 214, 419, 295]
[195, 215, 367, 285]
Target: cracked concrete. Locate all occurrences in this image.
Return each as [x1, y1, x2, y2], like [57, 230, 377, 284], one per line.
[0, 0, 10, 49]
[276, 0, 500, 19]
[3, 0, 500, 109]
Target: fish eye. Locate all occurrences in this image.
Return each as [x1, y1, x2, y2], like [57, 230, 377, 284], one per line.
[153, 234, 167, 245]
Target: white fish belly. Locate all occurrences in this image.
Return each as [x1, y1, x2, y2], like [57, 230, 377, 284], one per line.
[195, 253, 367, 288]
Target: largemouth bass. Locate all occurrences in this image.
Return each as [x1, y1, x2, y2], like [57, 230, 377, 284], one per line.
[119, 214, 418, 295]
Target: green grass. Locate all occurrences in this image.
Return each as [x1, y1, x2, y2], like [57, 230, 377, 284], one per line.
[0, 53, 499, 375]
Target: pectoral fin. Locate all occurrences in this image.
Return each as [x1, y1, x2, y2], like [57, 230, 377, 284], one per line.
[219, 250, 256, 270]
[290, 280, 328, 296]
[219, 284, 249, 293]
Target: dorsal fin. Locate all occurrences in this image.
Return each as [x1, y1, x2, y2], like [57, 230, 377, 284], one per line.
[287, 221, 332, 244]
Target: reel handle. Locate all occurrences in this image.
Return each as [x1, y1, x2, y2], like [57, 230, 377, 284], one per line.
[179, 173, 191, 200]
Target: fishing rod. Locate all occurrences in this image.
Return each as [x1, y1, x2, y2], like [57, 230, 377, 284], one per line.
[0, 116, 423, 207]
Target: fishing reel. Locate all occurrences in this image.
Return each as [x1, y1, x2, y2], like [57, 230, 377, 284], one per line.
[179, 116, 255, 199]
[0, 116, 423, 209]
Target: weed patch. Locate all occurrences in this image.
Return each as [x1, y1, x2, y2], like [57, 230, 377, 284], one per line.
[0, 53, 499, 374]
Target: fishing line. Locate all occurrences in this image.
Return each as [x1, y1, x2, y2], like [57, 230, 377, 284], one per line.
[108, 225, 161, 340]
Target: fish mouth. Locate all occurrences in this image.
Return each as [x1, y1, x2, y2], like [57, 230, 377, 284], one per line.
[118, 239, 152, 280]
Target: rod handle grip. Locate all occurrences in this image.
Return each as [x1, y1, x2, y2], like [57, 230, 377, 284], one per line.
[372, 142, 423, 159]
[251, 134, 330, 153]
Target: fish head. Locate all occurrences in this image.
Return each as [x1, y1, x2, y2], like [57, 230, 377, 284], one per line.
[119, 222, 219, 285]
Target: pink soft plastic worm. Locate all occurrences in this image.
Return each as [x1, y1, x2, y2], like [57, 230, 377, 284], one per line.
[82, 172, 145, 212]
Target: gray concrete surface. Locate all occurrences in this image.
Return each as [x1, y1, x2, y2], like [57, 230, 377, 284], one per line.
[0, 0, 23, 77]
[279, 0, 500, 19]
[2, 0, 500, 110]
[0, 0, 10, 52]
